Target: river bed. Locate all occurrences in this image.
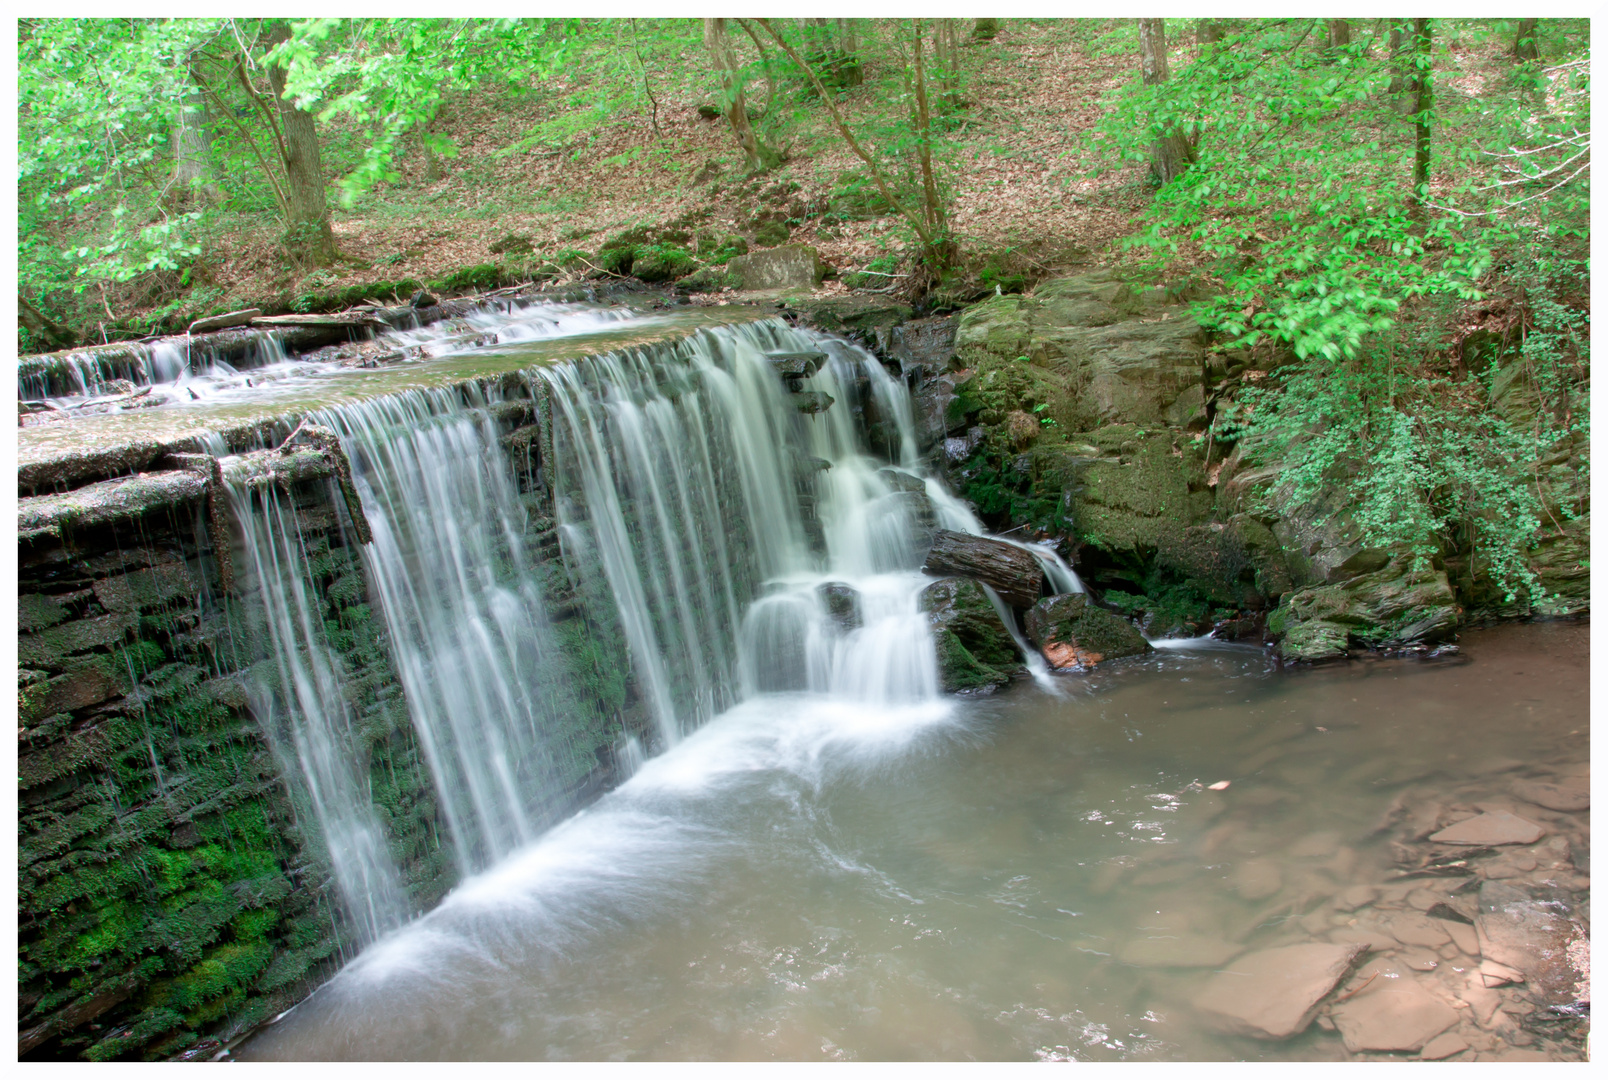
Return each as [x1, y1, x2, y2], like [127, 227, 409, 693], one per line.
[239, 619, 1589, 1062]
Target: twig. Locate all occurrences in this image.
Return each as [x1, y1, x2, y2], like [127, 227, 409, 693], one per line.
[1333, 971, 1378, 1003]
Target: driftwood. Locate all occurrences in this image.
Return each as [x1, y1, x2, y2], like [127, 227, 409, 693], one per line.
[922, 528, 1044, 608]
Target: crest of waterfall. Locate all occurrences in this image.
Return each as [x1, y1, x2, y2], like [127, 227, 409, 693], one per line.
[316, 387, 586, 876]
[227, 480, 408, 945]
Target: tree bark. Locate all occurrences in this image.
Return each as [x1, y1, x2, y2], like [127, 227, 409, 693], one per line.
[1138, 19, 1195, 186]
[704, 18, 782, 173]
[264, 23, 336, 266]
[1411, 18, 1433, 206]
[1513, 19, 1539, 61]
[1327, 20, 1351, 49]
[169, 62, 220, 208]
[1197, 20, 1226, 49]
[1387, 20, 1412, 96]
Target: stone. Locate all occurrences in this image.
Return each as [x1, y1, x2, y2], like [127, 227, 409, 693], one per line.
[92, 560, 197, 613]
[1023, 593, 1152, 669]
[1191, 942, 1365, 1039]
[726, 244, 828, 291]
[790, 391, 835, 414]
[1478, 959, 1524, 987]
[1475, 880, 1585, 1005]
[1440, 919, 1480, 957]
[1333, 885, 1378, 912]
[19, 592, 72, 633]
[1510, 776, 1589, 812]
[1402, 949, 1442, 971]
[187, 308, 262, 334]
[410, 290, 437, 308]
[1331, 977, 1461, 1052]
[1418, 1031, 1470, 1060]
[1119, 933, 1243, 968]
[1428, 811, 1545, 846]
[1458, 973, 1503, 1025]
[1388, 912, 1452, 948]
[923, 530, 1044, 608]
[766, 350, 826, 380]
[817, 582, 861, 632]
[629, 246, 696, 283]
[1278, 618, 1349, 662]
[18, 611, 139, 670]
[487, 232, 533, 255]
[1233, 858, 1283, 901]
[919, 577, 1023, 693]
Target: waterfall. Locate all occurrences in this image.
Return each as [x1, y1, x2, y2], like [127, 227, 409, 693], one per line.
[221, 307, 1082, 945]
[317, 387, 592, 876]
[227, 479, 409, 945]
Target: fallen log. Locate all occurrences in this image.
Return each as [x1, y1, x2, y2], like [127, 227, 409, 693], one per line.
[922, 528, 1045, 608]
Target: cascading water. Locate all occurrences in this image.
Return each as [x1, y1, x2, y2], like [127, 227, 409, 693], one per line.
[219, 308, 1082, 960]
[227, 479, 408, 946]
[316, 387, 591, 874]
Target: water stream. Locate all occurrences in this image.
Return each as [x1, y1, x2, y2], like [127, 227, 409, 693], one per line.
[97, 296, 1582, 1060]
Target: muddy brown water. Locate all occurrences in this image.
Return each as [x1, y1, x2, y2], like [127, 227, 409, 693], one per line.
[239, 620, 1589, 1061]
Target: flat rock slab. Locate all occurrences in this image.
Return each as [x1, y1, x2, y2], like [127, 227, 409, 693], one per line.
[1428, 810, 1545, 846]
[1511, 776, 1589, 812]
[1418, 1031, 1470, 1060]
[1387, 912, 1451, 948]
[1119, 934, 1243, 968]
[1332, 978, 1461, 1052]
[1192, 942, 1364, 1039]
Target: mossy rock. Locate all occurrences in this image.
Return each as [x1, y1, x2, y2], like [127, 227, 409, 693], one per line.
[1279, 618, 1350, 662]
[1023, 593, 1152, 668]
[673, 266, 735, 294]
[1272, 556, 1458, 659]
[753, 220, 791, 247]
[427, 263, 508, 294]
[630, 245, 696, 284]
[919, 577, 1022, 692]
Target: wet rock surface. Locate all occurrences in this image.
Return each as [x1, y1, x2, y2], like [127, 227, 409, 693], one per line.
[1192, 942, 1364, 1038]
[918, 577, 1023, 693]
[1023, 593, 1152, 669]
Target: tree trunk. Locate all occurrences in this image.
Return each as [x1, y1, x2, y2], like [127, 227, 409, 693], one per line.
[1197, 20, 1225, 50]
[1387, 20, 1412, 96]
[1411, 18, 1433, 206]
[1328, 19, 1351, 49]
[1138, 19, 1194, 186]
[1513, 19, 1539, 61]
[704, 18, 782, 173]
[972, 19, 1000, 42]
[169, 63, 220, 208]
[264, 24, 336, 265]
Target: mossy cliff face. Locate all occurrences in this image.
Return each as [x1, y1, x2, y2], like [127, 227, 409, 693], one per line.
[18, 395, 649, 1061]
[922, 271, 1551, 656]
[17, 495, 411, 1062]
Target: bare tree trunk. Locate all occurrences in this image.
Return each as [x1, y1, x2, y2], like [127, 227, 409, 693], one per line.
[264, 24, 336, 265]
[1513, 19, 1539, 61]
[1197, 20, 1225, 50]
[1138, 19, 1195, 185]
[170, 62, 220, 208]
[1328, 20, 1351, 49]
[972, 19, 1000, 42]
[1410, 19, 1433, 206]
[705, 18, 782, 172]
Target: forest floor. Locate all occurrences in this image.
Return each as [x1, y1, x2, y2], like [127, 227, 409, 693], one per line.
[72, 19, 1532, 343]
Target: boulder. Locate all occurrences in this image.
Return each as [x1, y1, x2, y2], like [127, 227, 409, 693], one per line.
[922, 529, 1043, 608]
[1191, 942, 1365, 1039]
[790, 391, 835, 414]
[817, 582, 861, 631]
[1271, 556, 1458, 659]
[919, 577, 1022, 693]
[630, 246, 696, 283]
[727, 244, 828, 291]
[766, 350, 826, 381]
[1023, 593, 1152, 669]
[1331, 979, 1461, 1052]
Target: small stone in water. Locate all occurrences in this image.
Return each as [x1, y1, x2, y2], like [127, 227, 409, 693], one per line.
[1388, 912, 1452, 948]
[1332, 885, 1378, 912]
[1331, 977, 1461, 1052]
[1191, 942, 1365, 1039]
[1510, 776, 1589, 812]
[1419, 1031, 1470, 1060]
[1207, 780, 1231, 791]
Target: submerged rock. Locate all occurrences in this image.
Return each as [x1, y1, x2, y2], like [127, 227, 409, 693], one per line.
[1331, 978, 1461, 1052]
[919, 577, 1022, 693]
[1475, 880, 1587, 1006]
[1511, 776, 1590, 812]
[1191, 942, 1365, 1039]
[1429, 810, 1546, 846]
[922, 529, 1043, 608]
[1023, 593, 1151, 669]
